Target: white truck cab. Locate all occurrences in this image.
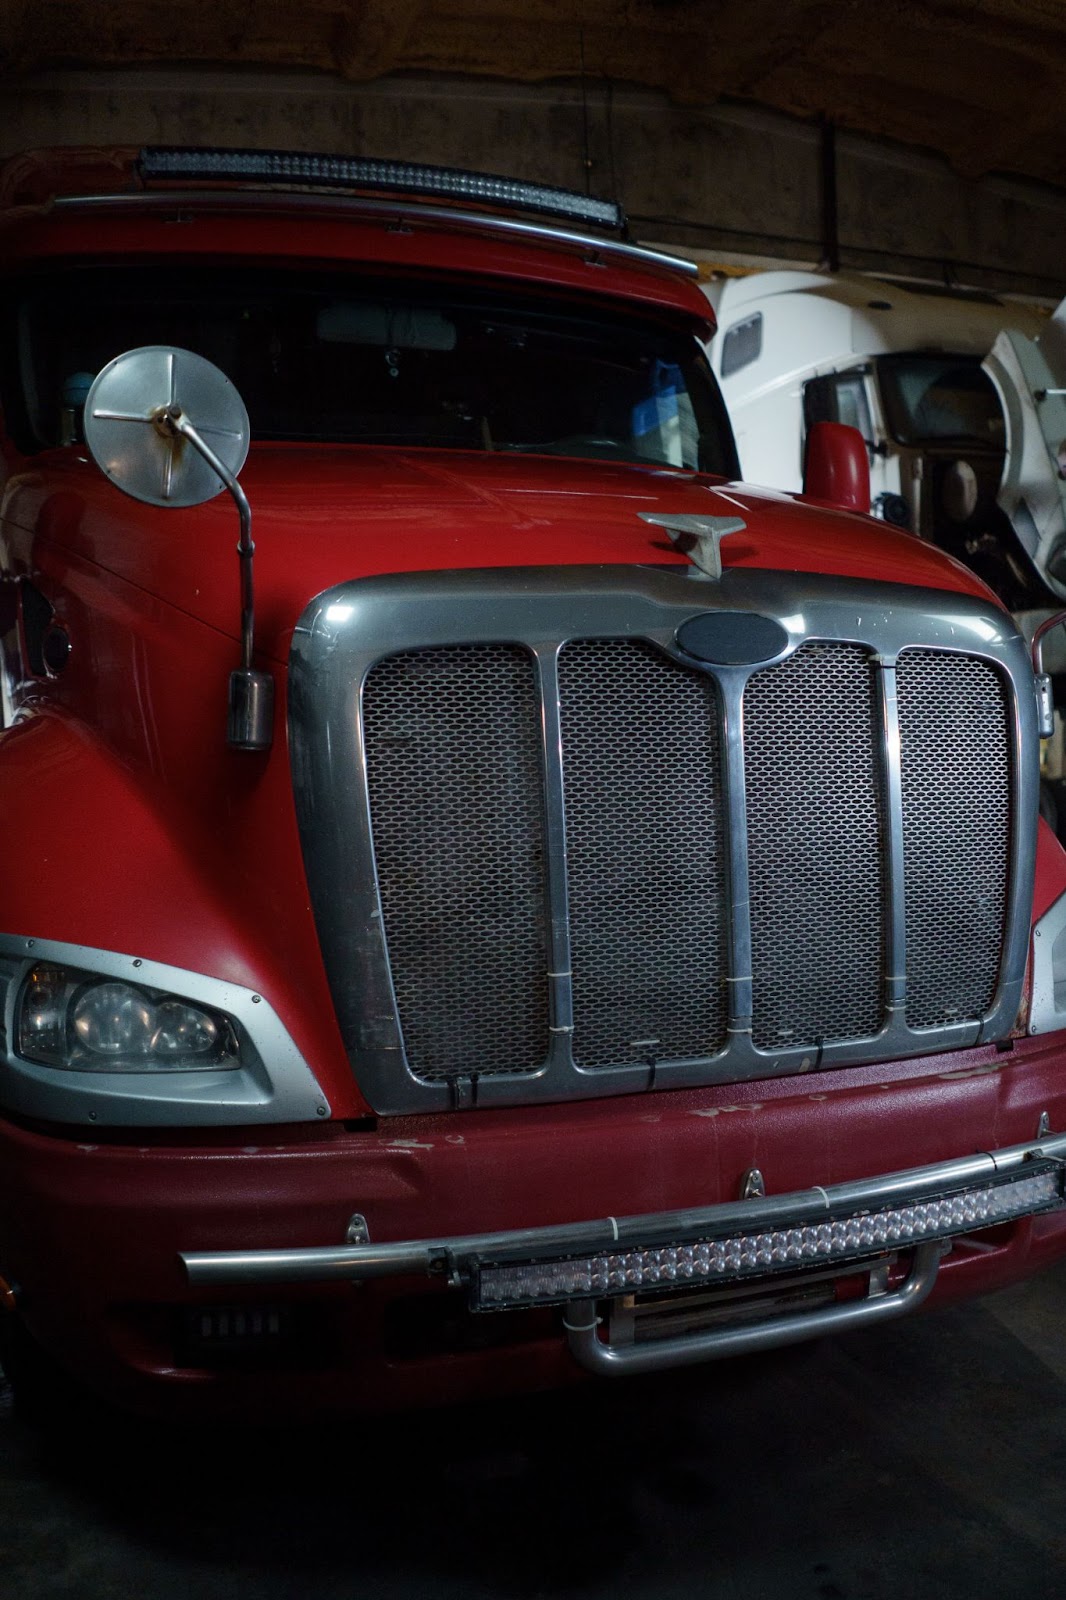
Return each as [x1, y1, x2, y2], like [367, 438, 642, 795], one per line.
[709, 270, 1050, 612]
[985, 299, 1066, 605]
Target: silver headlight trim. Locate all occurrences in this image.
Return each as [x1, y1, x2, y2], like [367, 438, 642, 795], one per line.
[0, 933, 330, 1126]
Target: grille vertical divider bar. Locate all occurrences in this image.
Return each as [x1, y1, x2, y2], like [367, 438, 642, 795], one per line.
[535, 643, 577, 1072]
[877, 657, 909, 1033]
[718, 672, 755, 1047]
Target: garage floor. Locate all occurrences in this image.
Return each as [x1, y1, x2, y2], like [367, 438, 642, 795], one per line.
[4, 1264, 1066, 1599]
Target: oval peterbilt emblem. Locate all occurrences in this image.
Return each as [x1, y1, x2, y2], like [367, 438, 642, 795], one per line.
[676, 612, 789, 666]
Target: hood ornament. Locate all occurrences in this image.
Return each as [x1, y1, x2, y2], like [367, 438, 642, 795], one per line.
[639, 512, 745, 580]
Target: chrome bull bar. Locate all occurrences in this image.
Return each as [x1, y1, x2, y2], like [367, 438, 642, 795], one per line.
[563, 1242, 943, 1374]
[181, 1133, 1066, 1373]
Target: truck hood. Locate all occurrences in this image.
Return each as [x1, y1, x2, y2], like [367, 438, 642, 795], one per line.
[13, 444, 998, 661]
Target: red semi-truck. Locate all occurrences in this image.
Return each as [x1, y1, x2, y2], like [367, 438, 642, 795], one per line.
[1, 145, 1066, 1418]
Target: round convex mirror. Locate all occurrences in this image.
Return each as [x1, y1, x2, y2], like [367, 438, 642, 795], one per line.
[83, 346, 250, 508]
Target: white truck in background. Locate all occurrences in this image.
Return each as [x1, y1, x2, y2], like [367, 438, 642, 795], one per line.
[984, 301, 1066, 606]
[706, 268, 1066, 816]
[706, 270, 1053, 615]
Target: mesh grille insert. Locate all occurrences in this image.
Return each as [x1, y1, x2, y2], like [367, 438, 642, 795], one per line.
[558, 639, 727, 1068]
[363, 645, 549, 1080]
[350, 619, 1017, 1100]
[744, 643, 885, 1049]
[897, 649, 1010, 1027]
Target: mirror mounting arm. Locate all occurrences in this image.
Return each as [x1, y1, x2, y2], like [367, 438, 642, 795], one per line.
[161, 409, 274, 752]
[85, 348, 268, 751]
[1031, 611, 1066, 740]
[164, 410, 255, 670]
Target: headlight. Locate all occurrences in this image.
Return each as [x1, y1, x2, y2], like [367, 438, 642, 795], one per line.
[17, 964, 239, 1072]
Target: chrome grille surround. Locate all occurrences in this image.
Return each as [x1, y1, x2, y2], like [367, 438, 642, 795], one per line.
[289, 567, 1036, 1114]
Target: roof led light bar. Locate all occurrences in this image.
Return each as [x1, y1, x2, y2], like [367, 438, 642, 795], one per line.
[139, 148, 625, 233]
[475, 1166, 1061, 1309]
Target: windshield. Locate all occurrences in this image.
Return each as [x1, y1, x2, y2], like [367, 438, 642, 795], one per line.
[9, 264, 738, 476]
[876, 353, 1005, 448]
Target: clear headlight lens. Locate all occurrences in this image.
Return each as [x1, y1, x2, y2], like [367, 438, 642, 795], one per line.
[72, 982, 156, 1056]
[18, 964, 238, 1072]
[151, 998, 220, 1057]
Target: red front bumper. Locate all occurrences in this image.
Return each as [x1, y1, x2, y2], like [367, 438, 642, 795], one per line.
[3, 1034, 1066, 1417]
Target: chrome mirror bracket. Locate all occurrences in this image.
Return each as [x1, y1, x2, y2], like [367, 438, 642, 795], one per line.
[84, 346, 272, 751]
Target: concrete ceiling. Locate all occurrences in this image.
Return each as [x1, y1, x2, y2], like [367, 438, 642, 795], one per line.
[2, 0, 1065, 189]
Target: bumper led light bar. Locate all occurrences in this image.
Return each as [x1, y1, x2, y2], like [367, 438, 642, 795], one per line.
[139, 148, 625, 232]
[476, 1166, 1062, 1309]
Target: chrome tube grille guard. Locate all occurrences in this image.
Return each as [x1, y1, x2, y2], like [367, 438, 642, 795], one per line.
[181, 1136, 1066, 1376]
[289, 567, 1035, 1114]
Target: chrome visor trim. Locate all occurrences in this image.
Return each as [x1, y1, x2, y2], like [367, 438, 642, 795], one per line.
[0, 933, 330, 1127]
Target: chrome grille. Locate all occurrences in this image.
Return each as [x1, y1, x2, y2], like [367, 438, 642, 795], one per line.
[292, 567, 1032, 1113]
[362, 645, 549, 1079]
[897, 649, 1011, 1027]
[744, 643, 885, 1049]
[557, 639, 727, 1068]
